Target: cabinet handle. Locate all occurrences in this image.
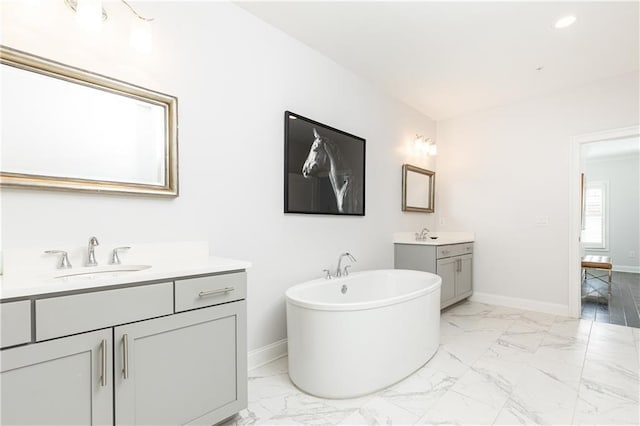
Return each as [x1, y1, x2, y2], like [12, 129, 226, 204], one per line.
[198, 287, 235, 298]
[457, 258, 461, 272]
[442, 250, 450, 255]
[100, 339, 107, 387]
[122, 334, 129, 380]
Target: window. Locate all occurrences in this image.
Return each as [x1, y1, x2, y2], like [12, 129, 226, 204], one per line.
[582, 181, 608, 249]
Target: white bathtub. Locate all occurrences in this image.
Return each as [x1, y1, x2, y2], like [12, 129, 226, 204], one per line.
[285, 269, 441, 399]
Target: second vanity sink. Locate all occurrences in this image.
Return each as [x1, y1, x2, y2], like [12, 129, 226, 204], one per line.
[54, 265, 152, 281]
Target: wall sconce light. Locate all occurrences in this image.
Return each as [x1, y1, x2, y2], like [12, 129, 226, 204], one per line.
[414, 135, 437, 156]
[123, 1, 154, 54]
[65, 0, 106, 31]
[64, 0, 154, 53]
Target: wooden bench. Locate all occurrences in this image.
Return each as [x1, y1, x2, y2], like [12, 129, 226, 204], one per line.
[581, 255, 612, 298]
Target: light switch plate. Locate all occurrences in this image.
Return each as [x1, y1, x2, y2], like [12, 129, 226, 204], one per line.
[535, 216, 550, 226]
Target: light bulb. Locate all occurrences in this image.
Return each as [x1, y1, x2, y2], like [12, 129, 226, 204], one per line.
[130, 17, 153, 54]
[76, 0, 103, 31]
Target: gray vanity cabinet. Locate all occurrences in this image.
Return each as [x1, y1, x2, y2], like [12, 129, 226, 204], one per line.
[0, 328, 113, 426]
[395, 242, 473, 309]
[115, 300, 247, 426]
[0, 270, 248, 426]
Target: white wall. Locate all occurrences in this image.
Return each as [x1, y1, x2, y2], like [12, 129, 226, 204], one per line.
[0, 1, 437, 350]
[436, 72, 640, 308]
[584, 154, 640, 272]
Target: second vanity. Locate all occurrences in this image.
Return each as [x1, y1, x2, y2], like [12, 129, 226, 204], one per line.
[0, 243, 249, 426]
[394, 232, 474, 309]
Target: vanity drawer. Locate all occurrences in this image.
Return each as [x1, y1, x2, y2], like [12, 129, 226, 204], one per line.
[35, 282, 173, 341]
[1, 300, 32, 348]
[175, 272, 246, 313]
[437, 243, 473, 259]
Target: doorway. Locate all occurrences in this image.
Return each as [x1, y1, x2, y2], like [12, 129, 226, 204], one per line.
[568, 126, 640, 325]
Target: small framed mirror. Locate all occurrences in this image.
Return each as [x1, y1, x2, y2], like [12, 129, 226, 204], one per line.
[0, 46, 178, 196]
[402, 164, 435, 213]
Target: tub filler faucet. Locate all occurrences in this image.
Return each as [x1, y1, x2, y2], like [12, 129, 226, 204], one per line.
[336, 252, 357, 277]
[87, 236, 99, 266]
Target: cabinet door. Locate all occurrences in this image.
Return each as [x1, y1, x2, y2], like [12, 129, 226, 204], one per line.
[436, 257, 457, 305]
[456, 254, 473, 296]
[115, 301, 247, 426]
[1, 329, 112, 425]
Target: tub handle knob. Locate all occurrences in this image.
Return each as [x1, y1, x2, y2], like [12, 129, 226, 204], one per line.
[343, 265, 352, 276]
[323, 269, 332, 280]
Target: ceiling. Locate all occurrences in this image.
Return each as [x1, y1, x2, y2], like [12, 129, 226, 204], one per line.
[237, 1, 640, 120]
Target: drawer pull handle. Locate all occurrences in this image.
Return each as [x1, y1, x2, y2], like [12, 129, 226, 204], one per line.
[122, 334, 129, 380]
[198, 287, 235, 298]
[442, 250, 450, 255]
[100, 339, 107, 387]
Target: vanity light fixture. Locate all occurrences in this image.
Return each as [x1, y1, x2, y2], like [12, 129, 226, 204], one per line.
[122, 0, 154, 53]
[414, 135, 437, 156]
[65, 0, 106, 31]
[64, 0, 154, 53]
[554, 15, 576, 29]
[129, 14, 153, 53]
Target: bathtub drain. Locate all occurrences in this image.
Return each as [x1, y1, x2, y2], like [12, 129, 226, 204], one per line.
[341, 284, 348, 294]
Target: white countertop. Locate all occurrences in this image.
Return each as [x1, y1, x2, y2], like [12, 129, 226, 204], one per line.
[393, 232, 474, 246]
[0, 256, 251, 300]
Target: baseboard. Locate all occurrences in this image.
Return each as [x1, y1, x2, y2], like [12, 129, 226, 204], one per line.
[613, 265, 640, 274]
[470, 292, 569, 316]
[248, 338, 288, 371]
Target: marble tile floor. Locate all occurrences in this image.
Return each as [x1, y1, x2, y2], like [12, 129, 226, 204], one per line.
[222, 301, 640, 426]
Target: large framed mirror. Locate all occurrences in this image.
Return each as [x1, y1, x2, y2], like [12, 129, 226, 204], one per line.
[402, 164, 435, 213]
[0, 46, 178, 196]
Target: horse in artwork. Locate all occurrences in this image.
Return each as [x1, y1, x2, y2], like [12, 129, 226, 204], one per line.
[302, 128, 361, 214]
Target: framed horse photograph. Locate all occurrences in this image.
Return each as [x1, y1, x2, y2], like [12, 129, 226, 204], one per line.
[284, 111, 365, 215]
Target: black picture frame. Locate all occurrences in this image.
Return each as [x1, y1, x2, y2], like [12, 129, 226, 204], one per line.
[284, 111, 366, 216]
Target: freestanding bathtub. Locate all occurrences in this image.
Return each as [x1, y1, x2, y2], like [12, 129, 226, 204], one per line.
[285, 269, 441, 399]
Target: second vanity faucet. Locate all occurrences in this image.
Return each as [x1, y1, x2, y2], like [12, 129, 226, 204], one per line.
[87, 236, 99, 266]
[415, 228, 430, 241]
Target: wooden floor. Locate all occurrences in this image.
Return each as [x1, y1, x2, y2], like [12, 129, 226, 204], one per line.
[581, 270, 640, 328]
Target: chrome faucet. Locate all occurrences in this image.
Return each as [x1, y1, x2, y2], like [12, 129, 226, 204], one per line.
[87, 236, 99, 266]
[110, 246, 131, 265]
[336, 252, 357, 277]
[415, 228, 430, 241]
[44, 250, 72, 269]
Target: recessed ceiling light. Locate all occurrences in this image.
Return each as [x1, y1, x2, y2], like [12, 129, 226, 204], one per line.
[554, 15, 576, 29]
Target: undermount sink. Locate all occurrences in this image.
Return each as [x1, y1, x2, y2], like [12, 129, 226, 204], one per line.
[54, 265, 151, 281]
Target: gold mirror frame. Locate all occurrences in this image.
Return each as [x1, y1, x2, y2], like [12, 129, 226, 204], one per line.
[0, 46, 178, 197]
[402, 164, 435, 213]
